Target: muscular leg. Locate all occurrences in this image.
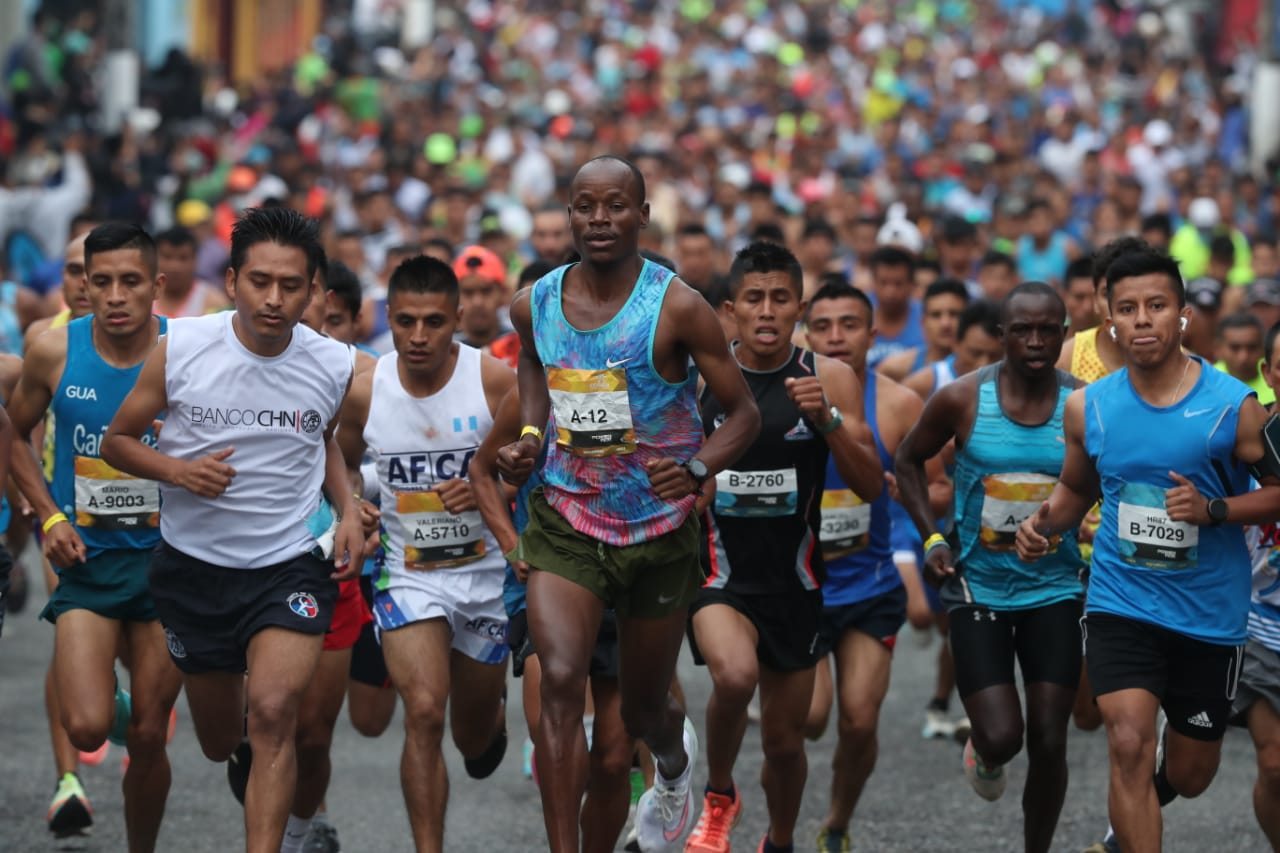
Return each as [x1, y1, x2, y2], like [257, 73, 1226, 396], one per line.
[45, 663, 79, 774]
[805, 656, 833, 742]
[1162, 725, 1224, 798]
[181, 671, 245, 762]
[935, 612, 955, 706]
[757, 664, 816, 848]
[1021, 683, 1075, 853]
[382, 619, 452, 853]
[347, 681, 396, 738]
[448, 647, 507, 759]
[523, 653, 543, 738]
[959, 684, 1025, 766]
[1248, 698, 1280, 849]
[1073, 666, 1103, 731]
[527, 570, 605, 853]
[615, 607, 692, 780]
[825, 630, 893, 832]
[582, 677, 633, 853]
[52, 610, 125, 751]
[120, 621, 183, 853]
[1096, 688, 1161, 853]
[691, 604, 760, 792]
[243, 628, 326, 853]
[293, 647, 352, 820]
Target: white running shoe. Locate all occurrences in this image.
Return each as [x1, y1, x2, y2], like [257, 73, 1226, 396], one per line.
[962, 738, 1006, 802]
[635, 718, 700, 851]
[921, 707, 955, 739]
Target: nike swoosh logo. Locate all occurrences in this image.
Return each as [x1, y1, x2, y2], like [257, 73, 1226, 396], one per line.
[662, 797, 690, 842]
[1184, 407, 1213, 418]
[605, 357, 631, 368]
[1054, 435, 1065, 443]
[658, 593, 678, 605]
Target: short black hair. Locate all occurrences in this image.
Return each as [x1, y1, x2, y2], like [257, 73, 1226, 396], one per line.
[924, 277, 970, 306]
[1217, 310, 1264, 339]
[1001, 280, 1065, 325]
[155, 226, 196, 250]
[575, 156, 646, 204]
[979, 250, 1016, 272]
[728, 241, 803, 298]
[801, 219, 837, 243]
[322, 260, 363, 319]
[518, 259, 556, 290]
[1104, 246, 1185, 307]
[1140, 213, 1173, 241]
[230, 207, 324, 281]
[388, 255, 459, 303]
[807, 280, 873, 323]
[1063, 256, 1094, 285]
[749, 222, 786, 245]
[1209, 235, 1236, 265]
[1265, 320, 1280, 366]
[84, 222, 158, 276]
[1026, 198, 1053, 216]
[1092, 236, 1151, 290]
[868, 245, 916, 275]
[959, 298, 1002, 342]
[424, 236, 455, 259]
[676, 222, 711, 240]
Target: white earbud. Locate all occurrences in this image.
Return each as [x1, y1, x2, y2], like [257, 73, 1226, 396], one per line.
[1109, 326, 1117, 341]
[1180, 316, 1188, 332]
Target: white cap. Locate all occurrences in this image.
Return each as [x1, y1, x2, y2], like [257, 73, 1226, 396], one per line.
[877, 203, 923, 254]
[1188, 197, 1221, 229]
[1143, 119, 1173, 148]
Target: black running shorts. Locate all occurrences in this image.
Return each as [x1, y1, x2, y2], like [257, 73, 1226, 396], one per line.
[689, 587, 823, 673]
[949, 597, 1084, 700]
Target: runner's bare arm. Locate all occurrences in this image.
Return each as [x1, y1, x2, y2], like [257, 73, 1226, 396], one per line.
[902, 364, 935, 399]
[471, 387, 522, 557]
[811, 355, 883, 501]
[894, 379, 971, 541]
[6, 330, 65, 520]
[877, 348, 918, 382]
[674, 284, 760, 475]
[322, 407, 364, 578]
[1015, 389, 1100, 560]
[1166, 396, 1280, 526]
[335, 369, 373, 488]
[499, 289, 547, 485]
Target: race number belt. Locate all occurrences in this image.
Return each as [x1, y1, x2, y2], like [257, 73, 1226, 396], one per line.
[397, 491, 486, 570]
[73, 456, 160, 531]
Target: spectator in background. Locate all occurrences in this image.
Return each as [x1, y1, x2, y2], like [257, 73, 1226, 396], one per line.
[1170, 197, 1253, 285]
[1061, 256, 1102, 337]
[1215, 312, 1275, 405]
[1017, 198, 1078, 286]
[1140, 213, 1174, 253]
[936, 216, 980, 293]
[798, 219, 839, 298]
[673, 223, 722, 298]
[529, 203, 571, 267]
[977, 250, 1018, 301]
[452, 245, 517, 367]
[1185, 276, 1225, 361]
[1254, 236, 1279, 281]
[153, 226, 229, 318]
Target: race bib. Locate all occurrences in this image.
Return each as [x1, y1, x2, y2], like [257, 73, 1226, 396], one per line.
[820, 488, 871, 559]
[714, 468, 798, 518]
[1116, 483, 1198, 569]
[73, 456, 160, 531]
[980, 472, 1058, 552]
[548, 367, 636, 457]
[397, 491, 486, 570]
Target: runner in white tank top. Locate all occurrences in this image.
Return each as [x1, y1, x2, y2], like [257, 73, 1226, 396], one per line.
[335, 255, 515, 851]
[103, 208, 364, 853]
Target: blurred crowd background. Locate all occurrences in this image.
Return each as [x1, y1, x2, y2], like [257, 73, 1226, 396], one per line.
[0, 0, 1278, 356]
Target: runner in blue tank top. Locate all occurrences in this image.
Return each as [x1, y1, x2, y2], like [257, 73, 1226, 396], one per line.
[497, 157, 760, 853]
[802, 281, 951, 851]
[5, 223, 179, 849]
[865, 246, 925, 368]
[1016, 246, 1280, 853]
[898, 282, 1084, 853]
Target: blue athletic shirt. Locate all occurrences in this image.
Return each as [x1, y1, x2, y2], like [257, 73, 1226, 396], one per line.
[1016, 233, 1070, 285]
[951, 363, 1083, 609]
[821, 371, 900, 607]
[50, 316, 167, 561]
[866, 299, 925, 369]
[1085, 358, 1253, 645]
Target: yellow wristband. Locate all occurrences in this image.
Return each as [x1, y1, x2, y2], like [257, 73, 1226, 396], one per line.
[519, 425, 544, 443]
[42, 512, 69, 535]
[923, 533, 948, 553]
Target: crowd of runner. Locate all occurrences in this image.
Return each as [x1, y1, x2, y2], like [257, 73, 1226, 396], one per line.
[2, 2, 1280, 853]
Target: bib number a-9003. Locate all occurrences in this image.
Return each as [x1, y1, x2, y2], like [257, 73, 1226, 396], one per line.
[74, 456, 160, 531]
[1116, 483, 1198, 569]
[547, 367, 636, 457]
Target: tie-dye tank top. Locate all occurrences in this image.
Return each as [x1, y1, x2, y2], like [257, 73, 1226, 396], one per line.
[530, 260, 703, 546]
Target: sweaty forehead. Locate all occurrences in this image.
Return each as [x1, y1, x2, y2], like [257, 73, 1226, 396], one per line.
[571, 161, 638, 199]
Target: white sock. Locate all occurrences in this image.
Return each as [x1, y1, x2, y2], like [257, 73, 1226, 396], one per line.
[280, 814, 311, 853]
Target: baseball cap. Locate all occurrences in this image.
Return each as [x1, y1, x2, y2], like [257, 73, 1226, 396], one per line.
[175, 199, 212, 227]
[453, 246, 506, 284]
[1143, 119, 1173, 148]
[1248, 278, 1280, 306]
[1184, 276, 1223, 312]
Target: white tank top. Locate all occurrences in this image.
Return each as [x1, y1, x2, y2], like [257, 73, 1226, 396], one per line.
[159, 313, 354, 568]
[364, 345, 503, 575]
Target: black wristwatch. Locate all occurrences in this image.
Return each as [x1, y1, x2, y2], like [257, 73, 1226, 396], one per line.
[1207, 497, 1229, 526]
[683, 458, 710, 487]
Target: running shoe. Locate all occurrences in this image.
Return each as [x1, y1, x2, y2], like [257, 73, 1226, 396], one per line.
[227, 739, 252, 806]
[302, 812, 341, 853]
[464, 721, 508, 779]
[816, 827, 851, 853]
[78, 742, 110, 766]
[962, 738, 1006, 801]
[684, 785, 741, 853]
[635, 719, 700, 851]
[47, 772, 93, 837]
[107, 680, 131, 746]
[921, 706, 955, 740]
[623, 824, 640, 852]
[1081, 834, 1120, 853]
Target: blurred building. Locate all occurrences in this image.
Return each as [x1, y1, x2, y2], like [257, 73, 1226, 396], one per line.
[189, 0, 323, 84]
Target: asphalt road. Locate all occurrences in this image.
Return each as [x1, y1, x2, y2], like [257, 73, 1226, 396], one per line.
[0, 558, 1270, 853]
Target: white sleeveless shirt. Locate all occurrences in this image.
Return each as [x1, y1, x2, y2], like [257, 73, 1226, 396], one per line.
[364, 345, 503, 576]
[159, 313, 353, 568]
